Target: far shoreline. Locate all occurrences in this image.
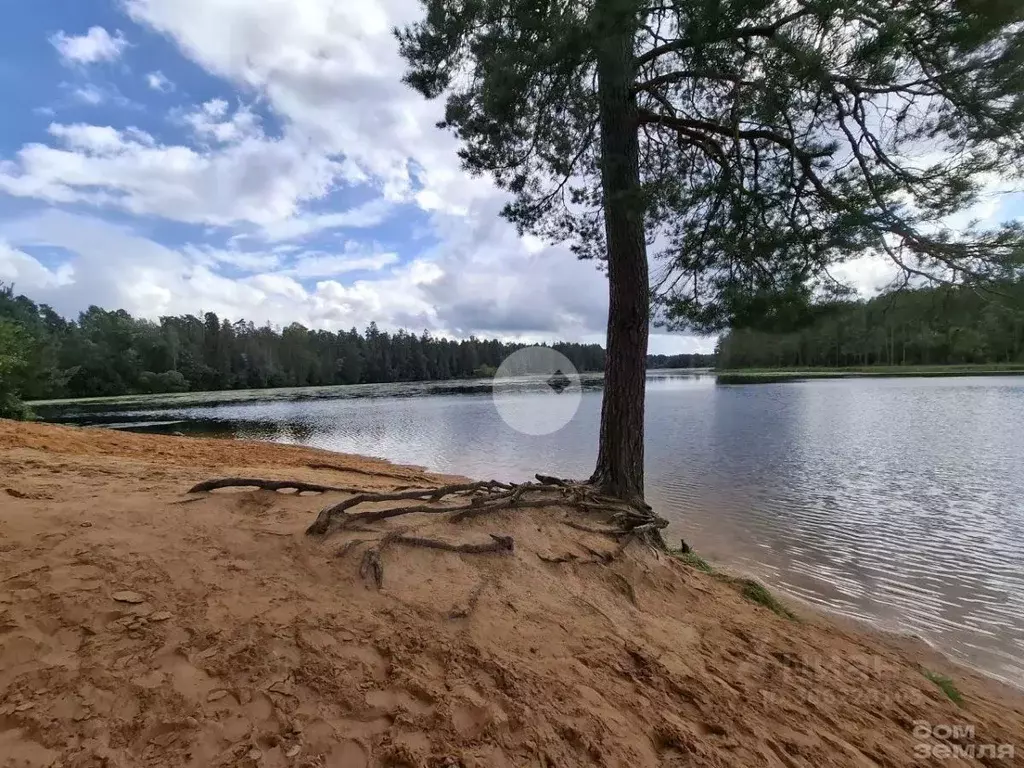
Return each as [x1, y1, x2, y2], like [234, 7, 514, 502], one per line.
[715, 363, 1024, 384]
[27, 363, 1024, 407]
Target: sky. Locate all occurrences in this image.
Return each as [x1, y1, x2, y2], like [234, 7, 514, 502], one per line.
[0, 2, 1020, 356]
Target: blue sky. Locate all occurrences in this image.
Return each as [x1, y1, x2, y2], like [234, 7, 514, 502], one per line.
[0, 0, 659, 349]
[0, 1, 1019, 355]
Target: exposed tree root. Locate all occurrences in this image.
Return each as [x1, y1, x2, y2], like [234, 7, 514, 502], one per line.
[389, 533, 515, 554]
[561, 520, 624, 537]
[612, 534, 637, 561]
[305, 480, 513, 534]
[307, 462, 433, 484]
[187, 477, 363, 494]
[335, 538, 373, 558]
[579, 543, 615, 563]
[360, 547, 385, 589]
[185, 472, 670, 595]
[305, 474, 668, 543]
[449, 579, 489, 619]
[538, 552, 579, 564]
[349, 531, 514, 589]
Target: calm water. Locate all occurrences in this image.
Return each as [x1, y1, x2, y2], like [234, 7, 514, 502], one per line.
[38, 372, 1024, 686]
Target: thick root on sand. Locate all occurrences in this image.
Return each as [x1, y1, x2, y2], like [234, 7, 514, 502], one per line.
[351, 530, 516, 589]
[304, 474, 668, 542]
[185, 473, 669, 591]
[187, 477, 365, 494]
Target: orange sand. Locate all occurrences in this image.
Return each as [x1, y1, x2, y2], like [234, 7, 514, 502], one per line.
[1, 420, 1021, 767]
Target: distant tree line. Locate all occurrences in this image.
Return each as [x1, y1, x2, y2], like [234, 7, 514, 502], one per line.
[0, 284, 710, 416]
[646, 353, 715, 369]
[717, 281, 1024, 369]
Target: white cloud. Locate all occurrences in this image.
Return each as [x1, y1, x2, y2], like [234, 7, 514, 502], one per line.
[47, 123, 142, 153]
[283, 249, 399, 278]
[122, 0, 482, 211]
[182, 244, 282, 272]
[50, 27, 129, 65]
[258, 198, 397, 242]
[183, 100, 262, 144]
[0, 122, 342, 227]
[0, 2, 711, 352]
[182, 241, 399, 278]
[417, 199, 609, 338]
[0, 211, 439, 331]
[831, 254, 901, 297]
[8, 2, 514, 237]
[0, 210, 716, 351]
[58, 81, 137, 110]
[146, 70, 174, 91]
[0, 242, 75, 290]
[72, 84, 105, 106]
[0, 209, 585, 333]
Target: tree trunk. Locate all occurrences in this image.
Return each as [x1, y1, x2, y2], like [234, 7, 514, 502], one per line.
[589, 0, 649, 502]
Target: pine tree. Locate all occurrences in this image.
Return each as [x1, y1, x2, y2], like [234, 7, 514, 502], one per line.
[397, 0, 1024, 502]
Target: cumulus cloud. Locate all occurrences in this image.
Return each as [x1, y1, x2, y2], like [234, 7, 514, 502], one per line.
[0, 211, 439, 330]
[0, 1, 715, 352]
[0, 210, 717, 351]
[282, 249, 400, 279]
[0, 209, 583, 330]
[17, 1, 469, 235]
[182, 244, 282, 273]
[418, 199, 610, 337]
[258, 198, 398, 242]
[71, 84, 105, 106]
[0, 120, 343, 227]
[50, 27, 129, 65]
[13, 3, 540, 239]
[122, 0, 483, 211]
[0, 241, 75, 290]
[58, 81, 137, 110]
[182, 100, 262, 144]
[146, 70, 174, 91]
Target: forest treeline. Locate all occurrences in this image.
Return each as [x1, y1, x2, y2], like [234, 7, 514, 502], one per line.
[717, 281, 1024, 369]
[647, 353, 715, 369]
[0, 284, 713, 415]
[6, 279, 1018, 418]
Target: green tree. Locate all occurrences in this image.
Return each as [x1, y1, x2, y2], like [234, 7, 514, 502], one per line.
[397, 0, 1024, 502]
[0, 319, 32, 419]
[0, 284, 616, 399]
[716, 279, 1024, 367]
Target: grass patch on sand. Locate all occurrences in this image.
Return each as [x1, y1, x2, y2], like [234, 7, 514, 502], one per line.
[670, 547, 797, 620]
[671, 549, 714, 573]
[734, 578, 798, 620]
[922, 669, 964, 706]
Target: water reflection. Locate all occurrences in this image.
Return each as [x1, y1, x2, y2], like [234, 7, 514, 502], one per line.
[37, 371, 1024, 686]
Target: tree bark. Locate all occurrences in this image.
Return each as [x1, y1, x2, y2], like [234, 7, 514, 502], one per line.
[589, 0, 649, 502]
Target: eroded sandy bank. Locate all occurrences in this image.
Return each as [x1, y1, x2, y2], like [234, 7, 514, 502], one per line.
[1, 420, 1021, 767]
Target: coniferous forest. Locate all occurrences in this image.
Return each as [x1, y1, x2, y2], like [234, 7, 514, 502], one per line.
[4, 279, 1023, 418]
[0, 283, 716, 416]
[716, 281, 1024, 369]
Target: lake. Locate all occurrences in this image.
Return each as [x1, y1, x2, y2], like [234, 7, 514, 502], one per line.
[35, 371, 1024, 687]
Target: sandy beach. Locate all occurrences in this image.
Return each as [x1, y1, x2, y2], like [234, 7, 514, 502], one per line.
[1, 419, 1021, 767]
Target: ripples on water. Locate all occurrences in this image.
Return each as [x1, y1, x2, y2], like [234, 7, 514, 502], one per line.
[40, 372, 1024, 685]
